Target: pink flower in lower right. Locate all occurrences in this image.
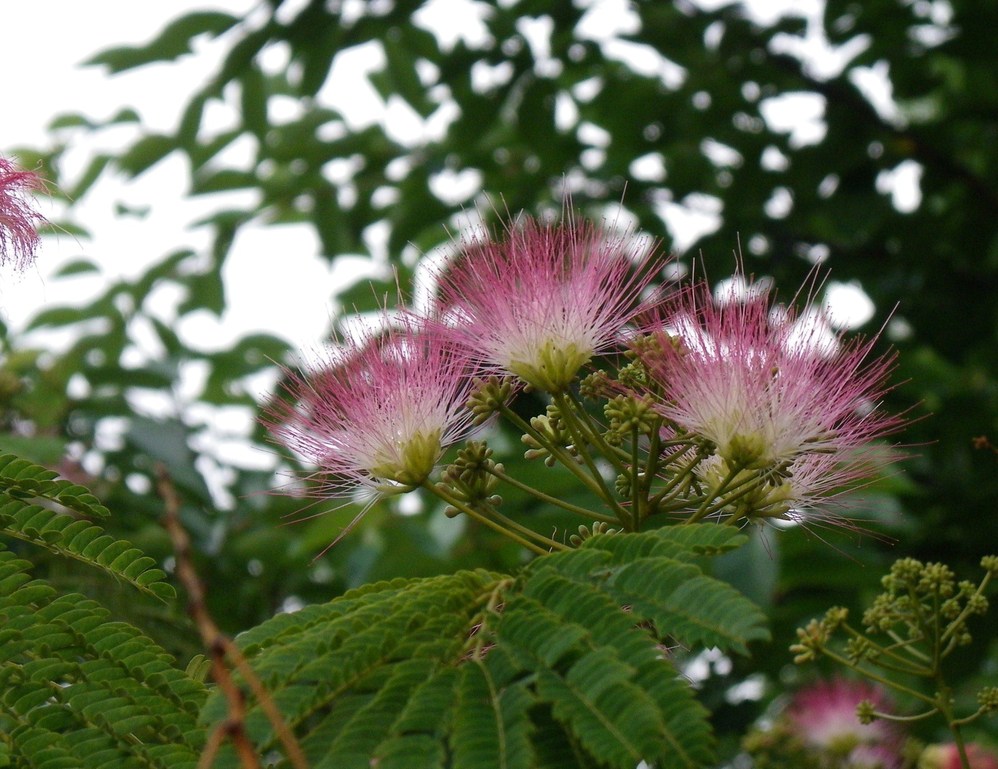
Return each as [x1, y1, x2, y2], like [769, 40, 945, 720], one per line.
[787, 677, 904, 769]
[920, 743, 998, 769]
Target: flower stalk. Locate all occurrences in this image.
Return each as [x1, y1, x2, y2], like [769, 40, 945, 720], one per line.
[791, 557, 998, 769]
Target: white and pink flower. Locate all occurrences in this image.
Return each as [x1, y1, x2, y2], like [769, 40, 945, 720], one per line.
[788, 677, 903, 769]
[434, 213, 665, 393]
[0, 156, 45, 270]
[270, 317, 479, 499]
[635, 275, 900, 522]
[921, 743, 998, 769]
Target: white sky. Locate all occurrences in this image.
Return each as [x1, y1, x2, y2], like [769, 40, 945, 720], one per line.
[1, 0, 894, 505]
[2, 0, 888, 351]
[3, 1, 343, 352]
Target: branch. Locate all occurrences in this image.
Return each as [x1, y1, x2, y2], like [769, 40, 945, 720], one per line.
[158, 465, 309, 769]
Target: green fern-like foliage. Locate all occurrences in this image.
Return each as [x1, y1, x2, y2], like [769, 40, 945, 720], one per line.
[0, 451, 204, 766]
[0, 453, 110, 520]
[0, 452, 173, 602]
[201, 525, 769, 769]
[0, 545, 207, 768]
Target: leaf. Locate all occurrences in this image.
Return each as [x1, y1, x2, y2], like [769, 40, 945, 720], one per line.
[383, 34, 436, 117]
[199, 529, 757, 767]
[0, 452, 109, 519]
[25, 306, 96, 331]
[374, 667, 460, 769]
[68, 154, 112, 199]
[84, 12, 240, 73]
[450, 658, 535, 769]
[0, 502, 175, 603]
[0, 548, 204, 768]
[117, 134, 176, 177]
[241, 65, 269, 137]
[608, 560, 770, 654]
[52, 258, 101, 277]
[191, 167, 258, 194]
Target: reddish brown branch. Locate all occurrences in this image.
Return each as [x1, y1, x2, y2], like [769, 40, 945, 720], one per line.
[157, 465, 308, 769]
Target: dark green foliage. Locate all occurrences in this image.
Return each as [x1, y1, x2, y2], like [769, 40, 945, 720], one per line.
[0, 453, 174, 602]
[201, 525, 764, 768]
[83, 12, 239, 73]
[0, 546, 206, 768]
[6, 0, 997, 761]
[0, 453, 109, 520]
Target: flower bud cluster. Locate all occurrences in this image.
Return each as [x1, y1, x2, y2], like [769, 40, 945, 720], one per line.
[440, 441, 504, 516]
[467, 377, 514, 425]
[862, 557, 990, 645]
[791, 556, 997, 765]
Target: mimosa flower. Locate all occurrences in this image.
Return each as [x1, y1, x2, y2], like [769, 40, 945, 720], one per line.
[0, 156, 46, 270]
[434, 213, 665, 393]
[635, 276, 900, 522]
[787, 678, 903, 769]
[921, 743, 998, 769]
[270, 318, 479, 502]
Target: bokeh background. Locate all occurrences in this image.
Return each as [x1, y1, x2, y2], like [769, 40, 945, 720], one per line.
[4, 0, 996, 757]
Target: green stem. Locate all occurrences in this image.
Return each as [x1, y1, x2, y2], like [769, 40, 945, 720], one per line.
[470, 578, 514, 659]
[951, 706, 988, 728]
[886, 628, 933, 664]
[630, 425, 642, 529]
[563, 389, 629, 473]
[941, 571, 993, 649]
[648, 446, 708, 511]
[548, 394, 631, 526]
[840, 625, 933, 677]
[937, 689, 972, 769]
[640, 419, 663, 502]
[819, 647, 939, 708]
[423, 482, 558, 556]
[874, 708, 939, 723]
[485, 465, 618, 525]
[688, 468, 772, 525]
[497, 401, 607, 500]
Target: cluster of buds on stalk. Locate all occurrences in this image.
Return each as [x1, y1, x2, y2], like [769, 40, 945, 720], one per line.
[789, 557, 998, 769]
[269, 207, 904, 555]
[744, 673, 998, 769]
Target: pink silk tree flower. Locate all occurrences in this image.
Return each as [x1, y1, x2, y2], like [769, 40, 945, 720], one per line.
[635, 275, 901, 523]
[921, 743, 998, 769]
[433, 213, 666, 393]
[787, 678, 903, 769]
[0, 156, 46, 270]
[269, 317, 479, 505]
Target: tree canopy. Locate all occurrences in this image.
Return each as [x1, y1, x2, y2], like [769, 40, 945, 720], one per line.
[3, 0, 996, 761]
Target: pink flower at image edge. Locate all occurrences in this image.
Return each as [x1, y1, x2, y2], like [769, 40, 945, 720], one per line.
[0, 156, 46, 270]
[921, 743, 998, 769]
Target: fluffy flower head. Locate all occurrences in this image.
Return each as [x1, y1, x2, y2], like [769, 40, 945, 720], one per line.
[0, 156, 46, 270]
[271, 317, 478, 498]
[636, 275, 900, 521]
[435, 212, 664, 392]
[787, 678, 902, 768]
